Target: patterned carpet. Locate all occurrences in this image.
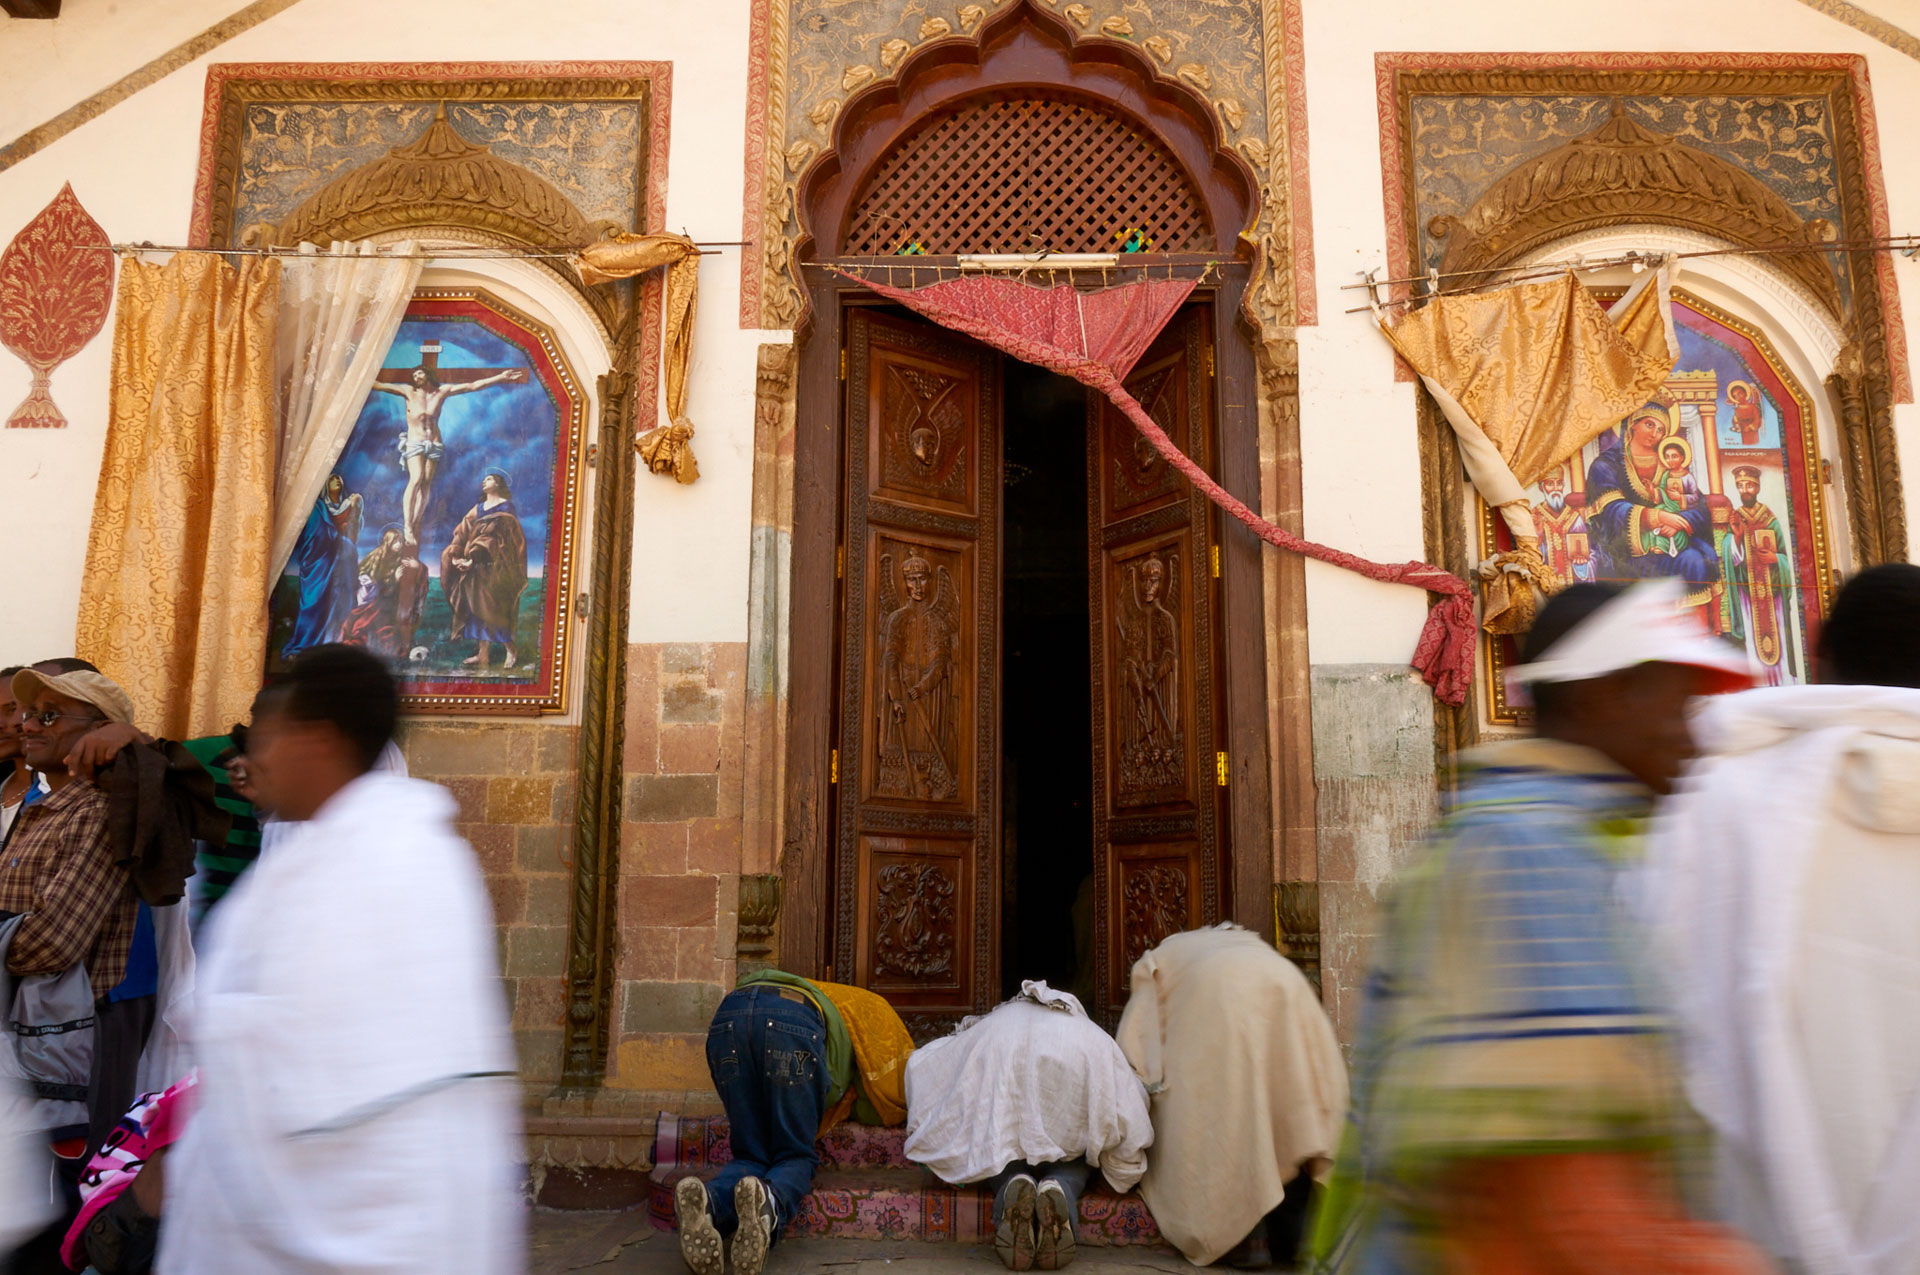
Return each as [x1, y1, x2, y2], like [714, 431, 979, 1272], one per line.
[647, 1114, 1164, 1246]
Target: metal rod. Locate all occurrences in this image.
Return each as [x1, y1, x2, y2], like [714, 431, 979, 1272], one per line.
[1338, 235, 1920, 293]
[89, 241, 740, 259]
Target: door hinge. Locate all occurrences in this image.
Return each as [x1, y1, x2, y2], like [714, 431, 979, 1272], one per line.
[1210, 544, 1221, 578]
[1203, 344, 1215, 378]
[840, 349, 848, 381]
[1216, 751, 1229, 787]
[830, 749, 839, 784]
[836, 544, 845, 579]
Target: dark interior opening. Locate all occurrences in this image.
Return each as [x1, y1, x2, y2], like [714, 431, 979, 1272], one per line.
[1001, 359, 1094, 1000]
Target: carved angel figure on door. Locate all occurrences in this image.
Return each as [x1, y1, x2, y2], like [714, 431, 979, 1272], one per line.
[1117, 553, 1183, 800]
[877, 551, 963, 801]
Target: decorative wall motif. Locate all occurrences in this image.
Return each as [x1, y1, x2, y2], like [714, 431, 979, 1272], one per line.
[0, 183, 112, 429]
[742, 0, 1312, 330]
[1121, 862, 1188, 969]
[874, 860, 957, 977]
[879, 364, 971, 508]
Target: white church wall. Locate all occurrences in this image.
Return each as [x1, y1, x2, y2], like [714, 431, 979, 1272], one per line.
[0, 0, 773, 668]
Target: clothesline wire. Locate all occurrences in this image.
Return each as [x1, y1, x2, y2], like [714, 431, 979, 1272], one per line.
[89, 240, 743, 260]
[1346, 234, 1920, 315]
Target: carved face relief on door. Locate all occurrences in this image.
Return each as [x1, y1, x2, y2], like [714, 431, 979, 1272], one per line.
[878, 361, 973, 512]
[874, 540, 966, 803]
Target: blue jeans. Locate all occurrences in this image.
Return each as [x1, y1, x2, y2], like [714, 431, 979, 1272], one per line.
[704, 985, 829, 1243]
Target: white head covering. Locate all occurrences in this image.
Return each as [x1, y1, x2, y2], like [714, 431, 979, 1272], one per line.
[1508, 578, 1756, 692]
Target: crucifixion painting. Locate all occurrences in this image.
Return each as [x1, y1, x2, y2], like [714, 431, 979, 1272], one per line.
[369, 340, 527, 550]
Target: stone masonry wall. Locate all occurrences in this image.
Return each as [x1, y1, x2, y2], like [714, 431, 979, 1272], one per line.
[1310, 664, 1439, 1041]
[607, 640, 748, 1102]
[393, 719, 580, 1088]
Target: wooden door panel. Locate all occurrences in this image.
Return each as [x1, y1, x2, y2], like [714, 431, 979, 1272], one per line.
[855, 835, 973, 1002]
[836, 308, 999, 1029]
[862, 531, 975, 807]
[1087, 307, 1225, 1020]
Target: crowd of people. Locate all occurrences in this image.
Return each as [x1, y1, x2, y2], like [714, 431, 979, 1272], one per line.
[2, 565, 1916, 1275]
[0, 645, 520, 1274]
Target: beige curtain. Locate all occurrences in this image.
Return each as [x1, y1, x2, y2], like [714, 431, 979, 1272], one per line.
[574, 232, 701, 483]
[1379, 264, 1678, 631]
[76, 253, 282, 739]
[269, 240, 423, 580]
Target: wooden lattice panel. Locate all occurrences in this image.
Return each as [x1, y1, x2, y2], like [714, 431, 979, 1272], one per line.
[842, 96, 1212, 257]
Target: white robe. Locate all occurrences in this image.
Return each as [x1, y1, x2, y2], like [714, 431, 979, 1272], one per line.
[158, 771, 523, 1275]
[903, 981, 1152, 1190]
[1641, 685, 1920, 1275]
[1115, 925, 1347, 1267]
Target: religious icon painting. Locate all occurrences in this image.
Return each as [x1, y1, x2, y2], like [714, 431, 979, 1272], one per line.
[266, 288, 586, 714]
[1480, 289, 1836, 723]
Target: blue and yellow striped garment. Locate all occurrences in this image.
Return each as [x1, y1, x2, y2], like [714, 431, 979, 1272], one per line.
[1310, 737, 1696, 1275]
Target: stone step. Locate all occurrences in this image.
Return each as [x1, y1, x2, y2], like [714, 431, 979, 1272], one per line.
[646, 1114, 1163, 1247]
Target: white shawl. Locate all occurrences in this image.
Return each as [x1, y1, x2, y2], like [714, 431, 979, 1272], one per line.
[1642, 685, 1920, 1275]
[159, 771, 522, 1275]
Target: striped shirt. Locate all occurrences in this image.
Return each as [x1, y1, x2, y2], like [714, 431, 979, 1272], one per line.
[181, 735, 261, 925]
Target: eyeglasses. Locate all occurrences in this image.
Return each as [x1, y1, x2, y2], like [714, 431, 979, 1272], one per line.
[18, 710, 103, 729]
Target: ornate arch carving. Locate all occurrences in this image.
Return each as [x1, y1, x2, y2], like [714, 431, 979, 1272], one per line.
[793, 0, 1257, 272]
[1432, 103, 1843, 318]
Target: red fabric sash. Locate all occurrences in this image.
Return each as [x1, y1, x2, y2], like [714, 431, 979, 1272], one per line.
[832, 269, 1476, 705]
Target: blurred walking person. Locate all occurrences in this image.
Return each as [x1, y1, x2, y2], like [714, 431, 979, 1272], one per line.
[1643, 564, 1920, 1275]
[158, 646, 522, 1275]
[1310, 581, 1771, 1275]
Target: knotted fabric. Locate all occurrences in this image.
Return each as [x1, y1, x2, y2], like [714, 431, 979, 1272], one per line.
[833, 269, 1476, 705]
[574, 232, 702, 483]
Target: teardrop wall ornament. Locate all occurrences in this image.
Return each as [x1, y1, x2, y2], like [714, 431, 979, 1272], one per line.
[0, 184, 113, 429]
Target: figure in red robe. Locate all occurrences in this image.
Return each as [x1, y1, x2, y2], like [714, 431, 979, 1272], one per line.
[439, 468, 529, 671]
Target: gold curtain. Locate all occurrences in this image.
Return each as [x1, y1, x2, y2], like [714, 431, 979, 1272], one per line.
[575, 232, 701, 483]
[1380, 267, 1677, 632]
[76, 253, 282, 739]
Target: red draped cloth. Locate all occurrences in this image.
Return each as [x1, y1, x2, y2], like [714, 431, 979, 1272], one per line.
[835, 269, 1476, 705]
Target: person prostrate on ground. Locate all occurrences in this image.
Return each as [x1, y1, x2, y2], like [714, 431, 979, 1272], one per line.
[905, 979, 1151, 1271]
[1310, 581, 1772, 1275]
[158, 645, 523, 1275]
[1114, 924, 1345, 1270]
[675, 968, 914, 1275]
[1642, 563, 1920, 1275]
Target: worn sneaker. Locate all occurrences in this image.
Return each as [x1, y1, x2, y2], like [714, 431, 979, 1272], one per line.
[733, 1175, 777, 1275]
[995, 1173, 1038, 1271]
[1035, 1178, 1077, 1270]
[674, 1176, 724, 1275]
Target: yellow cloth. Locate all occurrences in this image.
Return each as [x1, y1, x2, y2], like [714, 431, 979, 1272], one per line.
[573, 232, 701, 484]
[76, 253, 281, 738]
[813, 979, 914, 1132]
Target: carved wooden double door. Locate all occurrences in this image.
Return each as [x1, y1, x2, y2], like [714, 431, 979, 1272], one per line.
[832, 306, 1227, 1030]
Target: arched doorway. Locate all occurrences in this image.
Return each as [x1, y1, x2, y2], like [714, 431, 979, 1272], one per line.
[780, 1, 1271, 1033]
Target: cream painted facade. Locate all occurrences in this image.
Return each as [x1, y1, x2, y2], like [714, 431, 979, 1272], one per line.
[3, 0, 1918, 1193]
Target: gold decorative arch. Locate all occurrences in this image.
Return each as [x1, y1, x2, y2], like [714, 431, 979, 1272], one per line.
[1431, 103, 1843, 318]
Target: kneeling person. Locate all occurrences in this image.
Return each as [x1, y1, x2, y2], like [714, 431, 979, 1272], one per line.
[676, 970, 913, 1275]
[905, 981, 1151, 1271]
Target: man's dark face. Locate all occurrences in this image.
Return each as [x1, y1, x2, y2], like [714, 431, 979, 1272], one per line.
[19, 690, 103, 773]
[1563, 662, 1718, 795]
[0, 684, 20, 763]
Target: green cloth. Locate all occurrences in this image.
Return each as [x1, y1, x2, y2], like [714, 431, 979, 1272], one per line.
[737, 969, 854, 1107]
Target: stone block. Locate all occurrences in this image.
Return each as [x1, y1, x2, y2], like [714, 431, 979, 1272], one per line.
[660, 681, 722, 724]
[659, 723, 722, 774]
[515, 975, 567, 1030]
[626, 774, 718, 823]
[487, 874, 528, 925]
[507, 924, 567, 979]
[515, 1028, 564, 1083]
[622, 822, 688, 876]
[526, 873, 572, 927]
[465, 823, 515, 876]
[1310, 664, 1438, 780]
[620, 873, 717, 929]
[675, 927, 718, 981]
[661, 643, 712, 679]
[538, 726, 578, 773]
[623, 645, 659, 774]
[516, 824, 565, 874]
[441, 776, 488, 825]
[612, 1032, 712, 1092]
[619, 980, 725, 1037]
[621, 926, 680, 982]
[401, 727, 510, 777]
[488, 776, 555, 825]
[686, 818, 742, 876]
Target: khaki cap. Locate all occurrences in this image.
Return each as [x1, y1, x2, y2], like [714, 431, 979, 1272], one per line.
[10, 668, 136, 726]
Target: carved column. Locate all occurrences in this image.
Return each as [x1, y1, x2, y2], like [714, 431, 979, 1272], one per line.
[1829, 341, 1885, 568]
[1275, 881, 1321, 996]
[735, 874, 784, 975]
[560, 367, 636, 1089]
[742, 344, 799, 878]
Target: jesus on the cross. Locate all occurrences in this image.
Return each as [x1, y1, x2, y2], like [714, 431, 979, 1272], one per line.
[370, 341, 527, 549]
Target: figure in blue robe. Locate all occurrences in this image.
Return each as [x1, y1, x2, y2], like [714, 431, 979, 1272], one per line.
[1582, 412, 1720, 602]
[285, 475, 364, 656]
